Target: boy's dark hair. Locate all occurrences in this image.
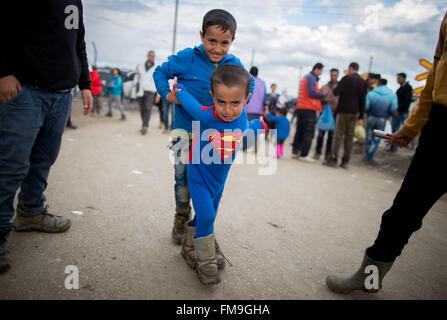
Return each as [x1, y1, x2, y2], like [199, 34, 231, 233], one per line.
[374, 73, 381, 80]
[349, 62, 359, 71]
[92, 65, 97, 70]
[277, 107, 287, 115]
[313, 62, 324, 71]
[211, 65, 251, 96]
[202, 9, 237, 39]
[330, 68, 339, 73]
[249, 66, 258, 77]
[379, 78, 388, 85]
[397, 72, 407, 79]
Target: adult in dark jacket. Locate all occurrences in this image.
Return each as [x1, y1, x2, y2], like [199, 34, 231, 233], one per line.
[0, 1, 93, 273]
[389, 73, 413, 152]
[324, 62, 368, 169]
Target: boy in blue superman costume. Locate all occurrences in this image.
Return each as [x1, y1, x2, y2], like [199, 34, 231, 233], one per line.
[153, 9, 254, 250]
[173, 65, 267, 285]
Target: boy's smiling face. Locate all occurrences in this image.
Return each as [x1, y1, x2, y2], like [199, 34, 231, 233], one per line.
[210, 84, 250, 122]
[200, 25, 234, 63]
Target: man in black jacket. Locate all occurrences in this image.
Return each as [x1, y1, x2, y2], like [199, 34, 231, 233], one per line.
[324, 62, 368, 169]
[389, 73, 413, 152]
[0, 1, 93, 273]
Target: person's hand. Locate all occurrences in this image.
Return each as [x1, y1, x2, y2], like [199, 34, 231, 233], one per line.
[81, 89, 93, 115]
[386, 128, 412, 148]
[393, 111, 399, 117]
[0, 75, 22, 103]
[166, 90, 181, 105]
[155, 94, 161, 104]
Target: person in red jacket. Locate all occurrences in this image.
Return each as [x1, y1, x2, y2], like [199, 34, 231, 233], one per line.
[90, 65, 103, 115]
[292, 62, 326, 162]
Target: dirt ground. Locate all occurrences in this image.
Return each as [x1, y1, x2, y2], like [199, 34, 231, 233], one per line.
[1, 98, 446, 300]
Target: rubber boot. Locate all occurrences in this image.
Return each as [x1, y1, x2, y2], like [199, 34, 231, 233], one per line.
[171, 207, 191, 245]
[193, 234, 220, 285]
[0, 232, 11, 273]
[326, 251, 394, 294]
[181, 221, 226, 270]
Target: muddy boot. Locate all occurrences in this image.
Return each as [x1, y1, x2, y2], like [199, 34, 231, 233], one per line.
[13, 205, 71, 233]
[0, 232, 11, 273]
[215, 239, 227, 270]
[326, 251, 394, 294]
[181, 222, 226, 270]
[193, 234, 220, 285]
[171, 207, 191, 245]
[181, 221, 196, 268]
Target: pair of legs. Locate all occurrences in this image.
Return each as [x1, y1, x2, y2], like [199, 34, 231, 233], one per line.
[92, 94, 101, 114]
[137, 91, 155, 129]
[162, 99, 174, 131]
[367, 103, 447, 262]
[276, 139, 285, 158]
[187, 167, 224, 239]
[330, 113, 357, 164]
[292, 109, 317, 157]
[107, 95, 126, 117]
[0, 85, 71, 233]
[315, 129, 333, 159]
[389, 113, 407, 151]
[365, 115, 387, 160]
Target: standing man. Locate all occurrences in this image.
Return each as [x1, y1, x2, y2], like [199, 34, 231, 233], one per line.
[292, 62, 326, 162]
[136, 50, 157, 135]
[314, 68, 339, 160]
[364, 78, 398, 162]
[389, 72, 413, 152]
[0, 1, 93, 273]
[324, 62, 367, 169]
[243, 66, 267, 151]
[326, 12, 447, 294]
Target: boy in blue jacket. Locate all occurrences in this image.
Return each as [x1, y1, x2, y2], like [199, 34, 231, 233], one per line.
[173, 65, 266, 285]
[264, 107, 290, 158]
[153, 9, 254, 264]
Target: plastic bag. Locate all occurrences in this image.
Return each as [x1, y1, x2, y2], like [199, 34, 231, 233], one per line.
[354, 124, 366, 142]
[317, 104, 335, 131]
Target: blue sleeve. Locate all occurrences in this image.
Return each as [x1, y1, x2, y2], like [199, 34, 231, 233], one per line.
[365, 92, 371, 112]
[153, 49, 189, 100]
[266, 113, 279, 122]
[307, 75, 324, 99]
[248, 119, 266, 135]
[174, 84, 206, 122]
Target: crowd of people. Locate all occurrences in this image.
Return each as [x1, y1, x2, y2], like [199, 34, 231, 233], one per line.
[1, 1, 446, 297]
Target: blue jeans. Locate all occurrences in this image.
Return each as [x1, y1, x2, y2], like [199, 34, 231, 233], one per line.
[171, 138, 192, 213]
[162, 99, 174, 131]
[365, 115, 387, 160]
[390, 113, 407, 151]
[0, 85, 71, 232]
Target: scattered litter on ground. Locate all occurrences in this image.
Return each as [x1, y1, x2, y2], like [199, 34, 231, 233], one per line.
[67, 138, 75, 142]
[385, 180, 393, 183]
[268, 222, 283, 228]
[351, 174, 357, 179]
[132, 170, 143, 175]
[136, 143, 143, 147]
[72, 210, 83, 215]
[86, 206, 99, 210]
[242, 245, 249, 249]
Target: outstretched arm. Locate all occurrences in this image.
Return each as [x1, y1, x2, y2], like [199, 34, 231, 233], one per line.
[173, 84, 206, 122]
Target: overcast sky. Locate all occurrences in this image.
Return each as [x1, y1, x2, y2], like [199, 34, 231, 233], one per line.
[82, 0, 446, 96]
